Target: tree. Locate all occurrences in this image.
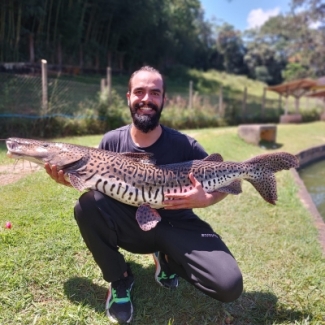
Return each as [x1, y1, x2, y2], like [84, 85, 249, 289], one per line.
[287, 0, 325, 76]
[244, 21, 287, 85]
[215, 23, 247, 74]
[282, 62, 309, 81]
[0, 0, 216, 72]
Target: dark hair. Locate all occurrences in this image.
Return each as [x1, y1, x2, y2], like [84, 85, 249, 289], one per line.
[128, 66, 166, 96]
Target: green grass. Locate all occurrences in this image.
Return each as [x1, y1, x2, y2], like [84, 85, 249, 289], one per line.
[1, 122, 325, 324]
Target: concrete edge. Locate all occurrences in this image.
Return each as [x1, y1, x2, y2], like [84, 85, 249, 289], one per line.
[293, 144, 325, 256]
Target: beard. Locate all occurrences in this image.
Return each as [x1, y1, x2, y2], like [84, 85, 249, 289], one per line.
[129, 101, 163, 133]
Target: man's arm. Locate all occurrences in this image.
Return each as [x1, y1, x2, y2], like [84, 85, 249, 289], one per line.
[163, 173, 228, 210]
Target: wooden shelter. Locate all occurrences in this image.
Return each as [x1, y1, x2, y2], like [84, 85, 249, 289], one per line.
[307, 89, 325, 98]
[267, 78, 318, 115]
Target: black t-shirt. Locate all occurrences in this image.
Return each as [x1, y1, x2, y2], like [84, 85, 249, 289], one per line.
[99, 124, 208, 164]
[98, 124, 208, 220]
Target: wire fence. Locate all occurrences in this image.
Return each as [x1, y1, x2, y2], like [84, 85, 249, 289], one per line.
[0, 72, 100, 118]
[0, 66, 323, 138]
[0, 71, 287, 120]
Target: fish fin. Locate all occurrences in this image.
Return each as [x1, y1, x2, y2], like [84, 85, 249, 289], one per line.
[136, 204, 161, 231]
[246, 173, 277, 205]
[68, 173, 87, 191]
[120, 152, 156, 164]
[245, 152, 299, 172]
[217, 180, 242, 195]
[203, 153, 223, 162]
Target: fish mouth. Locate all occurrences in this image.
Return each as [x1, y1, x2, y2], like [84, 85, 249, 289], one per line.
[6, 139, 21, 158]
[6, 138, 48, 162]
[6, 138, 33, 152]
[6, 139, 18, 151]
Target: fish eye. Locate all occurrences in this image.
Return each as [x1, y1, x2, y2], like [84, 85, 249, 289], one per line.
[42, 144, 48, 148]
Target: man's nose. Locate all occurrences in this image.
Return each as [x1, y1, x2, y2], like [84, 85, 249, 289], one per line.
[141, 92, 151, 102]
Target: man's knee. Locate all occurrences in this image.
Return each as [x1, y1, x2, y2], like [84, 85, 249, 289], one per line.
[214, 272, 243, 302]
[74, 191, 99, 224]
[74, 191, 95, 218]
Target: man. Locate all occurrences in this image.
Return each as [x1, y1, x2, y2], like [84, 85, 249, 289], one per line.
[45, 66, 243, 323]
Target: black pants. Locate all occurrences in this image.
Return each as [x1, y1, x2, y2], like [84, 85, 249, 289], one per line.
[74, 190, 243, 302]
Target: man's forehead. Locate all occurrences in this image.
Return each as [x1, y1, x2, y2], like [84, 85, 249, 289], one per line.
[131, 71, 163, 89]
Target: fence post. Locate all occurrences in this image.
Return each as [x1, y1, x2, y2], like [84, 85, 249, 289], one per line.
[285, 96, 289, 115]
[41, 59, 48, 114]
[41, 59, 48, 138]
[261, 87, 266, 119]
[218, 86, 223, 116]
[278, 93, 282, 114]
[101, 78, 106, 93]
[295, 97, 300, 114]
[188, 80, 193, 109]
[107, 67, 112, 98]
[242, 86, 247, 121]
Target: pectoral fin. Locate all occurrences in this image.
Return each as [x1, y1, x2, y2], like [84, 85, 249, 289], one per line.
[136, 204, 161, 231]
[68, 173, 88, 191]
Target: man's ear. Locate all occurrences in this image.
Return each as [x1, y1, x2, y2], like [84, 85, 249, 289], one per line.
[126, 91, 130, 105]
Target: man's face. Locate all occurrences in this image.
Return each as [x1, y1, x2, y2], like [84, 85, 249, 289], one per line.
[127, 71, 165, 133]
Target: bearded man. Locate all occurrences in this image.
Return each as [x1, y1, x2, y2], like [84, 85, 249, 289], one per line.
[45, 66, 243, 324]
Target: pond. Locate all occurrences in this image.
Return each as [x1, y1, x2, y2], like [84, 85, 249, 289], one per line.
[298, 159, 325, 221]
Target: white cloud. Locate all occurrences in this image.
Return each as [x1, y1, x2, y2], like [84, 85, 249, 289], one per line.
[310, 21, 321, 29]
[247, 7, 281, 29]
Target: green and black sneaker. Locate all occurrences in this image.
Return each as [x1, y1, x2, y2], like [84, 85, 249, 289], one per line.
[153, 252, 179, 289]
[105, 264, 134, 324]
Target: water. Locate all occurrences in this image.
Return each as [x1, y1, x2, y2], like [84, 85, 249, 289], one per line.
[299, 159, 325, 220]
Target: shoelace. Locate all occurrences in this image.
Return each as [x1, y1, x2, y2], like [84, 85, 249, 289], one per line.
[110, 277, 132, 304]
[159, 271, 177, 280]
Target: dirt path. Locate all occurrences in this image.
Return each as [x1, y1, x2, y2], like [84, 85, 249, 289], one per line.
[0, 161, 41, 186]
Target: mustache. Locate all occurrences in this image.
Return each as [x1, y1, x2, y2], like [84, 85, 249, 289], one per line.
[134, 102, 158, 111]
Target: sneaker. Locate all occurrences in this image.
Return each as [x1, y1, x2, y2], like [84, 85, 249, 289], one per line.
[105, 264, 134, 324]
[152, 252, 179, 289]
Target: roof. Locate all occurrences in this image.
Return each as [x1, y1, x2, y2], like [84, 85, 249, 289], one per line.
[267, 78, 318, 98]
[307, 90, 325, 98]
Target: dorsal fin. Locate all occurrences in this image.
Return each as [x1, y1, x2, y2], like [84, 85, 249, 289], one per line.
[202, 153, 223, 162]
[120, 152, 156, 164]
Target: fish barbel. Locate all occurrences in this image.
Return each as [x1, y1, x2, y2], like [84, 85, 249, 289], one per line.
[6, 137, 299, 230]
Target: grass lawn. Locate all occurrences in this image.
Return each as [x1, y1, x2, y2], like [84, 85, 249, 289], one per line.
[0, 122, 325, 325]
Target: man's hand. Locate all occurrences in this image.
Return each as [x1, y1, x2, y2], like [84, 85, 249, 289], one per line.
[44, 163, 71, 187]
[163, 173, 227, 210]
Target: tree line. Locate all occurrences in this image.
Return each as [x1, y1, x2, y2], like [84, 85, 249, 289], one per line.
[1, 0, 324, 85]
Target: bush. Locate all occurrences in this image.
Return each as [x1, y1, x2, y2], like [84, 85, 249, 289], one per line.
[300, 107, 323, 122]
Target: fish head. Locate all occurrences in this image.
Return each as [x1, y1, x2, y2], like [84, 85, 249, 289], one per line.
[6, 138, 86, 169]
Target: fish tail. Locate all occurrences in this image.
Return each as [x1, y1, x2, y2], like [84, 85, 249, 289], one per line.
[244, 152, 299, 204]
[245, 152, 299, 172]
[246, 173, 277, 205]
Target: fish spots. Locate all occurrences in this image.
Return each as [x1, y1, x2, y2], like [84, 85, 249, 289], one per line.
[122, 185, 129, 199]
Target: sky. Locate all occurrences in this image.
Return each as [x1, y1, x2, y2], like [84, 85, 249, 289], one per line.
[200, 0, 291, 31]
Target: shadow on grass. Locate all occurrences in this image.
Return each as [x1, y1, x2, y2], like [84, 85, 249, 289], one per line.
[229, 291, 313, 324]
[64, 276, 107, 313]
[64, 263, 313, 324]
[259, 140, 283, 150]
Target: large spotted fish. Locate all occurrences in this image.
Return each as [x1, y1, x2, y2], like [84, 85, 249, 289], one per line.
[6, 138, 299, 231]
